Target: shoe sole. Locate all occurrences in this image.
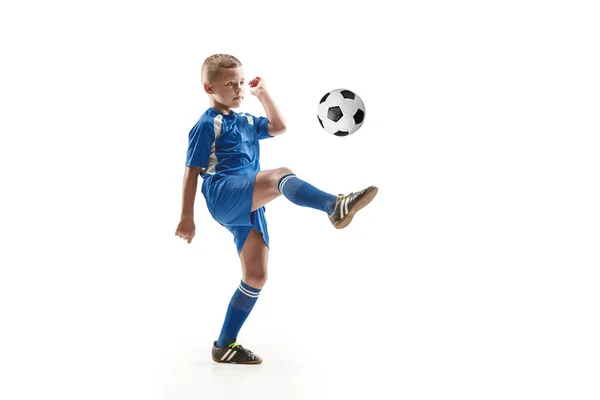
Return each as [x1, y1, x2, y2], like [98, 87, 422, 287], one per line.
[212, 357, 263, 365]
[333, 185, 378, 229]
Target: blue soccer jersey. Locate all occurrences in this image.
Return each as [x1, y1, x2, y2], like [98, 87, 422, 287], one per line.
[186, 107, 271, 176]
[185, 107, 273, 253]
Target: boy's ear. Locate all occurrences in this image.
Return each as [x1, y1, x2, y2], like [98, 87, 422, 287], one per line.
[203, 81, 213, 94]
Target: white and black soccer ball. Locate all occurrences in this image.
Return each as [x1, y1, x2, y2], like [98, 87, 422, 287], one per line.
[317, 88, 366, 136]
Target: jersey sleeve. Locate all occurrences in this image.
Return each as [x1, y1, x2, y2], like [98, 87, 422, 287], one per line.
[185, 119, 215, 168]
[251, 114, 273, 140]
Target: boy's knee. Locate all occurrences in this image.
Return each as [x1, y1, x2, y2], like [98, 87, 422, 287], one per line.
[244, 272, 268, 288]
[277, 167, 293, 178]
[274, 167, 294, 187]
[256, 273, 268, 287]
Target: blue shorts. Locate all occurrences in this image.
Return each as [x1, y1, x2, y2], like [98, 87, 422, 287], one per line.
[202, 173, 269, 254]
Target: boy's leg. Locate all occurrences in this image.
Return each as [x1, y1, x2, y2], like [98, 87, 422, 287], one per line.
[239, 229, 269, 289]
[252, 167, 337, 213]
[252, 167, 378, 228]
[212, 229, 267, 364]
[251, 167, 292, 211]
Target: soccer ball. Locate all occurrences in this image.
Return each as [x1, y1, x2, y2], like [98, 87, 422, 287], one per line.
[317, 88, 366, 136]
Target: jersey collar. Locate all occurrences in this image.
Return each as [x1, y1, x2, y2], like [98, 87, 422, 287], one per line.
[209, 107, 237, 117]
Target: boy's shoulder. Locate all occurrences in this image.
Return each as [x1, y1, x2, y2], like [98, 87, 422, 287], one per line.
[187, 109, 217, 137]
[200, 107, 217, 120]
[193, 108, 219, 127]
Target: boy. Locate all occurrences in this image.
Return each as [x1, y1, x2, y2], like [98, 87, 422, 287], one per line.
[175, 54, 378, 364]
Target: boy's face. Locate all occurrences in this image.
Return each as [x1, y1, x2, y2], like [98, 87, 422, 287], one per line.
[207, 66, 245, 110]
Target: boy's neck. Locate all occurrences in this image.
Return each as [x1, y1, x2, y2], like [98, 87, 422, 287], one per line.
[210, 100, 233, 115]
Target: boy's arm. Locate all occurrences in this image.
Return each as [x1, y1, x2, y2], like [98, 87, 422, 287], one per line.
[175, 166, 202, 243]
[250, 77, 286, 136]
[180, 167, 202, 218]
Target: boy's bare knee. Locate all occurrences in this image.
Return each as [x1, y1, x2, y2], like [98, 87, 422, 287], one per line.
[244, 272, 268, 288]
[273, 167, 294, 186]
[277, 167, 293, 177]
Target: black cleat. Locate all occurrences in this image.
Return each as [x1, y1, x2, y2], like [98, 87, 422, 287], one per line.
[328, 185, 378, 229]
[212, 341, 263, 364]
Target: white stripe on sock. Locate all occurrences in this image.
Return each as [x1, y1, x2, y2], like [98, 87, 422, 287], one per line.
[238, 285, 260, 298]
[278, 174, 296, 193]
[239, 284, 260, 295]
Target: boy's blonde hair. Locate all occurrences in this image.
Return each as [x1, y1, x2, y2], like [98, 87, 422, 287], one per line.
[201, 54, 242, 83]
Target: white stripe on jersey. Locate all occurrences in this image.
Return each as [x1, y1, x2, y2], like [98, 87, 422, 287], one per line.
[205, 114, 223, 175]
[238, 112, 253, 125]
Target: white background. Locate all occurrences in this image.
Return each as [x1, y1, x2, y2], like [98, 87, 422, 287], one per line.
[1, 0, 599, 399]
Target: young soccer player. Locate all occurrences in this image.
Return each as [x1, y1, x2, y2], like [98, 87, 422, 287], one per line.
[175, 54, 378, 364]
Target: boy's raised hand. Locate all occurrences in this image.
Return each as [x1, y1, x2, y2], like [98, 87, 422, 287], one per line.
[175, 218, 195, 244]
[249, 77, 266, 96]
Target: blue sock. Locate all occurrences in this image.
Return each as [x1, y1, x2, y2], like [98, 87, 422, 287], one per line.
[278, 174, 337, 214]
[216, 281, 261, 347]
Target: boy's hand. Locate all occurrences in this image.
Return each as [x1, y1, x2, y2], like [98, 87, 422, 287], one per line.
[249, 77, 266, 96]
[175, 217, 195, 244]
